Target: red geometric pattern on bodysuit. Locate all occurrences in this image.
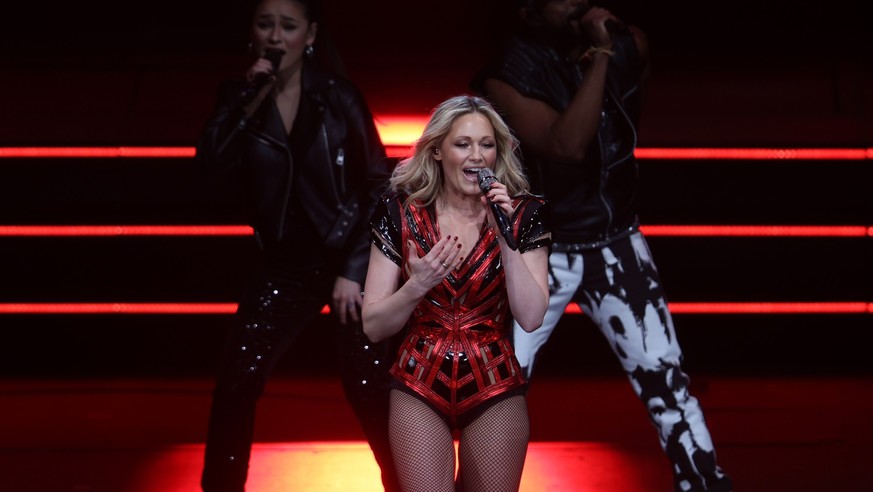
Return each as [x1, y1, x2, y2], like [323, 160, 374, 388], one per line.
[389, 197, 531, 425]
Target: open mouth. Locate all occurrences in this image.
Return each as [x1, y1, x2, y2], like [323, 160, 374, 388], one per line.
[463, 167, 485, 179]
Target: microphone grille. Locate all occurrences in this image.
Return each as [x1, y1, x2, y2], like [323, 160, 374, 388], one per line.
[263, 48, 285, 70]
[477, 168, 496, 193]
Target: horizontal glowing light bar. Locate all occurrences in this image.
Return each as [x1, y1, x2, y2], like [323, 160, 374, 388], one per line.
[668, 302, 872, 314]
[0, 303, 239, 314]
[385, 145, 414, 158]
[1, 111, 870, 162]
[1, 224, 869, 237]
[0, 147, 197, 158]
[374, 116, 423, 157]
[634, 147, 871, 160]
[538, 302, 872, 315]
[2, 145, 870, 160]
[640, 225, 872, 237]
[0, 225, 255, 236]
[374, 116, 425, 146]
[0, 302, 869, 315]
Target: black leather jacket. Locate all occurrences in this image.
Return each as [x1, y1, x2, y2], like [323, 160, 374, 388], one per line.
[474, 32, 644, 247]
[196, 62, 389, 284]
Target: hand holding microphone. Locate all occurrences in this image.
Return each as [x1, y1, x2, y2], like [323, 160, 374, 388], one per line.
[570, 5, 629, 46]
[240, 48, 285, 102]
[477, 168, 518, 251]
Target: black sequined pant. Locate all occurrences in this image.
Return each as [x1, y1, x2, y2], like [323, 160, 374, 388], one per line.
[201, 267, 400, 492]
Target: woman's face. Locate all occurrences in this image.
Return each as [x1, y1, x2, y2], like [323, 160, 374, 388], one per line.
[435, 112, 498, 198]
[250, 0, 317, 71]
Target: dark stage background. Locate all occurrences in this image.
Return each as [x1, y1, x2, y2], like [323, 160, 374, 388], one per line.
[0, 0, 870, 379]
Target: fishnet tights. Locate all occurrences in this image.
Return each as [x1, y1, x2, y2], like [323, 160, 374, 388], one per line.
[389, 390, 530, 492]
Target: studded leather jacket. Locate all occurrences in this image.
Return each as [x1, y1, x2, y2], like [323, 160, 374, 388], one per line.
[196, 62, 389, 284]
[474, 32, 644, 247]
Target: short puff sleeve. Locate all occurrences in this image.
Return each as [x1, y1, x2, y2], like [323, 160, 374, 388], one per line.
[369, 194, 404, 267]
[515, 194, 551, 254]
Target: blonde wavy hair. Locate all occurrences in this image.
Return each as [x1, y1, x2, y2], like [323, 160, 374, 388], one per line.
[390, 95, 530, 209]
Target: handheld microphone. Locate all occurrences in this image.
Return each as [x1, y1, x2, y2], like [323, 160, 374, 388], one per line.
[477, 168, 518, 251]
[568, 5, 630, 36]
[240, 48, 285, 102]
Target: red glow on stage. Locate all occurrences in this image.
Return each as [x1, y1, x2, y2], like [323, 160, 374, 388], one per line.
[2, 146, 869, 160]
[0, 225, 254, 236]
[549, 302, 871, 315]
[1, 302, 869, 315]
[123, 441, 657, 492]
[374, 115, 425, 146]
[1, 135, 868, 319]
[0, 147, 196, 158]
[385, 145, 414, 158]
[668, 302, 871, 314]
[634, 147, 870, 160]
[0, 224, 867, 237]
[565, 304, 583, 314]
[640, 225, 870, 237]
[0, 123, 869, 162]
[0, 303, 239, 314]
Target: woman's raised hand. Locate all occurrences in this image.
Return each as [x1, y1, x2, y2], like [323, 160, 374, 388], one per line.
[404, 235, 462, 291]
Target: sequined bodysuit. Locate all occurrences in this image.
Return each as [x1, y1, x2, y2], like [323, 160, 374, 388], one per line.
[370, 192, 550, 425]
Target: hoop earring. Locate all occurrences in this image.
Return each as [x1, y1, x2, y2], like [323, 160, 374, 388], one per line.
[247, 41, 254, 53]
[304, 44, 314, 58]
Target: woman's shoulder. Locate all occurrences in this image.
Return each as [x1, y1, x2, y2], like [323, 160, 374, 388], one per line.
[370, 191, 405, 249]
[513, 192, 551, 226]
[378, 190, 409, 211]
[514, 193, 551, 250]
[513, 192, 548, 208]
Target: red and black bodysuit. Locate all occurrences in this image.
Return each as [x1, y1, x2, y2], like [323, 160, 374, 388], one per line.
[370, 192, 550, 427]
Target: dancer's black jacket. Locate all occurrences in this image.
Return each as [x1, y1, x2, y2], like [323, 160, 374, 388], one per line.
[196, 62, 389, 284]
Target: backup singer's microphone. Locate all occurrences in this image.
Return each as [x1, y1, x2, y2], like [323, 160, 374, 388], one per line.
[477, 168, 518, 251]
[568, 5, 630, 36]
[240, 48, 285, 101]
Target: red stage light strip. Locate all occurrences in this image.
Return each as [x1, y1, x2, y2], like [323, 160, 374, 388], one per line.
[634, 147, 871, 160]
[0, 225, 255, 236]
[667, 302, 872, 314]
[0, 144, 411, 159]
[0, 303, 239, 314]
[1, 225, 869, 237]
[640, 225, 872, 237]
[560, 302, 872, 315]
[1, 302, 869, 315]
[1, 125, 871, 161]
[0, 147, 197, 158]
[1, 146, 870, 160]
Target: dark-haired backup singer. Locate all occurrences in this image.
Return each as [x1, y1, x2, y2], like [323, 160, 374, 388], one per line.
[194, 0, 399, 490]
[472, 1, 733, 491]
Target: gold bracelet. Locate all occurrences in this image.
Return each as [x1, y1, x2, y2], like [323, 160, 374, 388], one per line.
[577, 46, 615, 63]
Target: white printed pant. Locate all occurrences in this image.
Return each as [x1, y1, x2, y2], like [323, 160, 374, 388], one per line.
[513, 232, 732, 492]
